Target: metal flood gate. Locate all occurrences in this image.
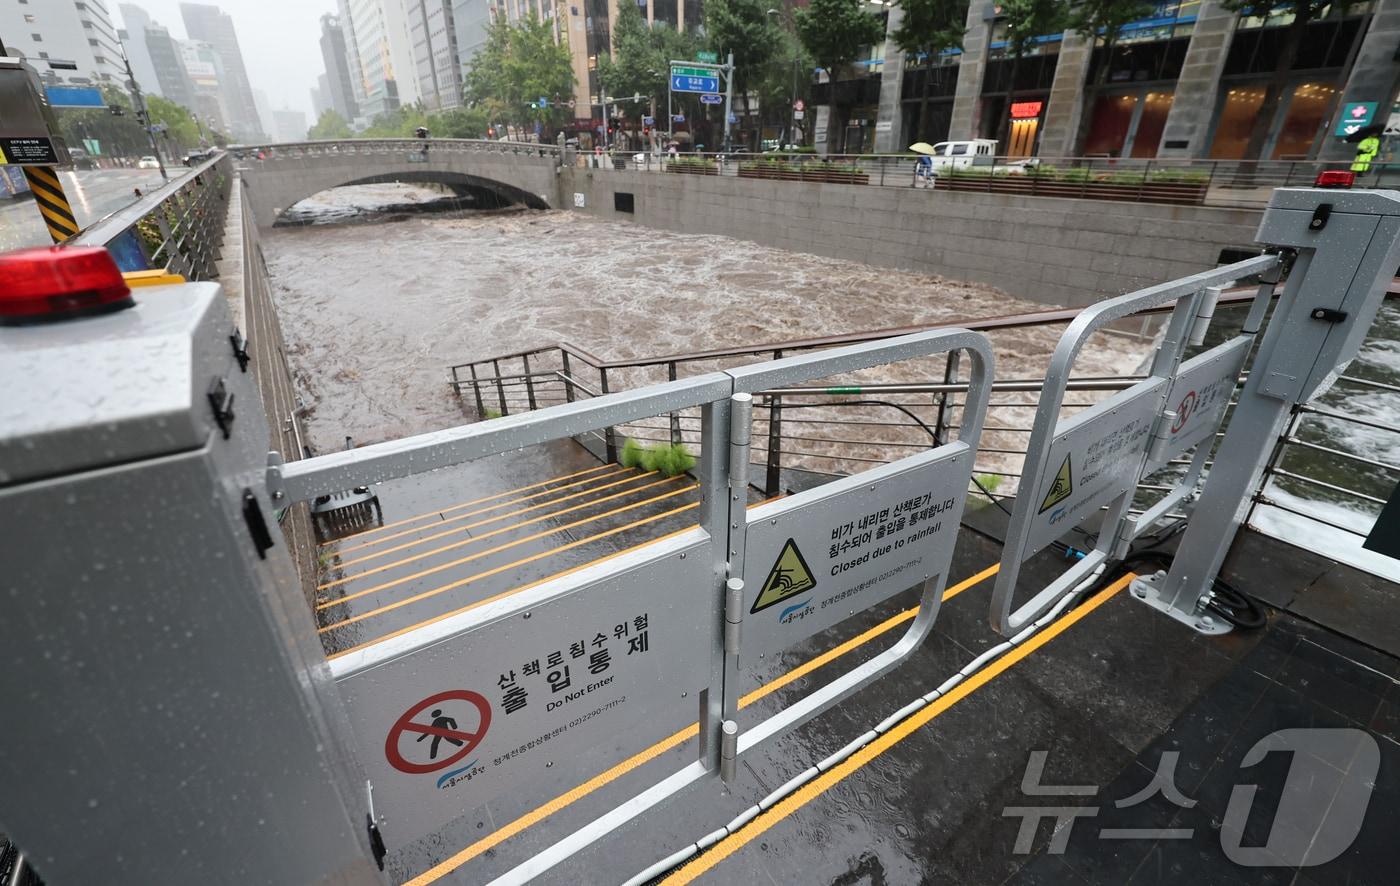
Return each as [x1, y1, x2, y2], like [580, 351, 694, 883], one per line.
[266, 327, 993, 864]
[992, 187, 1400, 637]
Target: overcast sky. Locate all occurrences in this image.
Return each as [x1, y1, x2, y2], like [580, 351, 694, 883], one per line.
[114, 0, 330, 120]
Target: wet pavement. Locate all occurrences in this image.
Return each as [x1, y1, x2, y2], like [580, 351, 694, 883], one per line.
[0, 167, 187, 250]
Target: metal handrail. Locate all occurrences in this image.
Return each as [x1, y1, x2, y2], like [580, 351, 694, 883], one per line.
[75, 152, 231, 280]
[244, 138, 561, 160]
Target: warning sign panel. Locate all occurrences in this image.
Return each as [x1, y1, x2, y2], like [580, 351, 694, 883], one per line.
[740, 447, 971, 664]
[0, 136, 60, 166]
[1024, 379, 1166, 557]
[750, 539, 817, 613]
[1039, 455, 1073, 514]
[332, 533, 713, 846]
[1147, 337, 1249, 472]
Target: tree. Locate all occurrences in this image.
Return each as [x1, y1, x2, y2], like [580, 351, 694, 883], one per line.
[464, 12, 575, 130]
[993, 0, 1068, 150]
[1066, 1, 1153, 155]
[1218, 0, 1361, 162]
[796, 0, 884, 149]
[146, 95, 201, 153]
[892, 0, 968, 144]
[704, 0, 784, 144]
[308, 109, 353, 140]
[598, 1, 667, 115]
[432, 106, 490, 139]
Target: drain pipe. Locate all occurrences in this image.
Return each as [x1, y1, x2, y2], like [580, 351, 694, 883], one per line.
[619, 571, 1104, 886]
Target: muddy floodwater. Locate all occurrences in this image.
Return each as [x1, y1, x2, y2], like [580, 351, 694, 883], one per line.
[266, 184, 1147, 454]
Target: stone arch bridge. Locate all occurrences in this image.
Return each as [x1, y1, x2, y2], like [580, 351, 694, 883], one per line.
[236, 139, 565, 228]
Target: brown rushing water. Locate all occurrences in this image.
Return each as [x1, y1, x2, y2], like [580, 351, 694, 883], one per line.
[266, 184, 1152, 467]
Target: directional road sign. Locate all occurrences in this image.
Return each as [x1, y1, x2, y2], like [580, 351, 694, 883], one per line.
[696, 51, 718, 64]
[672, 74, 719, 94]
[700, 94, 722, 105]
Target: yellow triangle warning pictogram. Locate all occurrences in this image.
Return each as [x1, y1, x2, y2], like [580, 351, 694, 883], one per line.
[1039, 454, 1074, 514]
[750, 538, 818, 614]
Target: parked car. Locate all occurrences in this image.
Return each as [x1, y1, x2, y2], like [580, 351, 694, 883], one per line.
[67, 147, 95, 170]
[137, 156, 161, 169]
[183, 148, 215, 166]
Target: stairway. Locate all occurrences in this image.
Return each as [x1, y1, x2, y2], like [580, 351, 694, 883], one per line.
[313, 459, 702, 659]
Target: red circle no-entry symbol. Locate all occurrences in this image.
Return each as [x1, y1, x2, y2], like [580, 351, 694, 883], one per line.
[384, 689, 493, 774]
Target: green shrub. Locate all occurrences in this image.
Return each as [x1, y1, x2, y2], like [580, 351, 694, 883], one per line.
[482, 407, 502, 419]
[620, 439, 695, 477]
[974, 473, 1003, 493]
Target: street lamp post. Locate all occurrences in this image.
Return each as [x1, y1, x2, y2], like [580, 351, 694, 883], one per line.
[768, 7, 800, 148]
[117, 43, 167, 181]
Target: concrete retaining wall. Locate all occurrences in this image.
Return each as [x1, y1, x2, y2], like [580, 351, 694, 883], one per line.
[560, 167, 1265, 307]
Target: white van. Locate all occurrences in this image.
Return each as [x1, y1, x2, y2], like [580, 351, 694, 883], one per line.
[925, 139, 998, 170]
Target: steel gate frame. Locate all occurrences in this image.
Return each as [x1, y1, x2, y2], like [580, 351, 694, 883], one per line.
[988, 253, 1282, 637]
[268, 327, 993, 881]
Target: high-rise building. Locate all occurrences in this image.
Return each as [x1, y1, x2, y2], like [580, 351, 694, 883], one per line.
[0, 0, 125, 86]
[319, 13, 360, 120]
[342, 0, 421, 121]
[406, 0, 462, 110]
[144, 22, 197, 110]
[179, 39, 230, 135]
[311, 76, 330, 118]
[272, 108, 308, 142]
[450, 0, 491, 86]
[180, 2, 263, 140]
[117, 4, 163, 97]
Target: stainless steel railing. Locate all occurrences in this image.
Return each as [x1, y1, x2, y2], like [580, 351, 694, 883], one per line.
[75, 152, 231, 278]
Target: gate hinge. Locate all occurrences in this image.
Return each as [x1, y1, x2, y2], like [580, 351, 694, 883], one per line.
[241, 488, 275, 559]
[229, 329, 250, 372]
[265, 451, 287, 502]
[724, 577, 744, 654]
[1310, 307, 1348, 323]
[1309, 203, 1332, 231]
[207, 377, 235, 439]
[366, 814, 387, 871]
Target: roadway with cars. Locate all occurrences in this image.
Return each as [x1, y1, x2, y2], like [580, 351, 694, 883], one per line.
[0, 165, 187, 251]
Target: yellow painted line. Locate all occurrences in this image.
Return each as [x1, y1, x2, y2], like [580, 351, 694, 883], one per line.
[331, 520, 707, 664]
[402, 563, 1003, 886]
[662, 575, 1134, 885]
[317, 490, 699, 632]
[316, 479, 693, 604]
[322, 498, 705, 643]
[329, 471, 665, 570]
[123, 270, 186, 287]
[335, 465, 633, 555]
[319, 463, 619, 547]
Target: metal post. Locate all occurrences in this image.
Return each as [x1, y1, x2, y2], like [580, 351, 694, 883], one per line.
[522, 353, 537, 410]
[492, 358, 508, 415]
[469, 363, 486, 416]
[668, 361, 682, 444]
[723, 52, 735, 152]
[933, 351, 961, 445]
[600, 367, 618, 462]
[723, 393, 752, 725]
[21, 166, 80, 243]
[122, 50, 168, 182]
[1142, 190, 1400, 627]
[561, 351, 575, 402]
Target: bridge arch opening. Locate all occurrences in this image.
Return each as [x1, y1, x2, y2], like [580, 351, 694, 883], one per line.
[271, 170, 549, 227]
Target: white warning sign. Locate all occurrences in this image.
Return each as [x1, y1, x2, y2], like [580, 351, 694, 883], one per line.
[330, 533, 712, 846]
[740, 446, 971, 664]
[1146, 337, 1250, 472]
[1024, 379, 1166, 556]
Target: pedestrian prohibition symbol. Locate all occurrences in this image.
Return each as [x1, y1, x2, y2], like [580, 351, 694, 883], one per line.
[384, 689, 492, 774]
[750, 538, 817, 613]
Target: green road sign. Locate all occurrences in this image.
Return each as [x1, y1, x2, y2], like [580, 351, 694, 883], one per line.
[671, 65, 715, 78]
[696, 51, 718, 64]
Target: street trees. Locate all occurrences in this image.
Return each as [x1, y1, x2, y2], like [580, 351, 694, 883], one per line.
[308, 109, 354, 140]
[146, 95, 202, 152]
[1066, 1, 1153, 155]
[796, 0, 884, 150]
[704, 0, 783, 139]
[993, 0, 1067, 150]
[598, 1, 667, 115]
[464, 12, 574, 131]
[891, 0, 968, 144]
[1218, 0, 1361, 162]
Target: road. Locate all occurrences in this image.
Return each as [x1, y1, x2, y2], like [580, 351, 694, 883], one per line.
[0, 166, 188, 251]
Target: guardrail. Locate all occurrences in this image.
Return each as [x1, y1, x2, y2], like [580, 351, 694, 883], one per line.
[74, 152, 231, 278]
[236, 138, 561, 162]
[585, 150, 1390, 210]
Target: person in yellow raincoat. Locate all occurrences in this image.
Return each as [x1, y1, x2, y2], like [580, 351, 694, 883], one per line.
[1352, 133, 1380, 173]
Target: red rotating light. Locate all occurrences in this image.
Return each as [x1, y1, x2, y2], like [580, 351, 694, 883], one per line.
[0, 245, 133, 325]
[1314, 170, 1355, 189]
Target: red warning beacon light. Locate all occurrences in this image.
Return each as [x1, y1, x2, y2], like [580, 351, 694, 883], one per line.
[0, 245, 133, 325]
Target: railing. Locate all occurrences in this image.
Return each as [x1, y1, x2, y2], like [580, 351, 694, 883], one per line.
[237, 138, 561, 162]
[585, 150, 1389, 210]
[448, 281, 1398, 574]
[74, 152, 231, 278]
